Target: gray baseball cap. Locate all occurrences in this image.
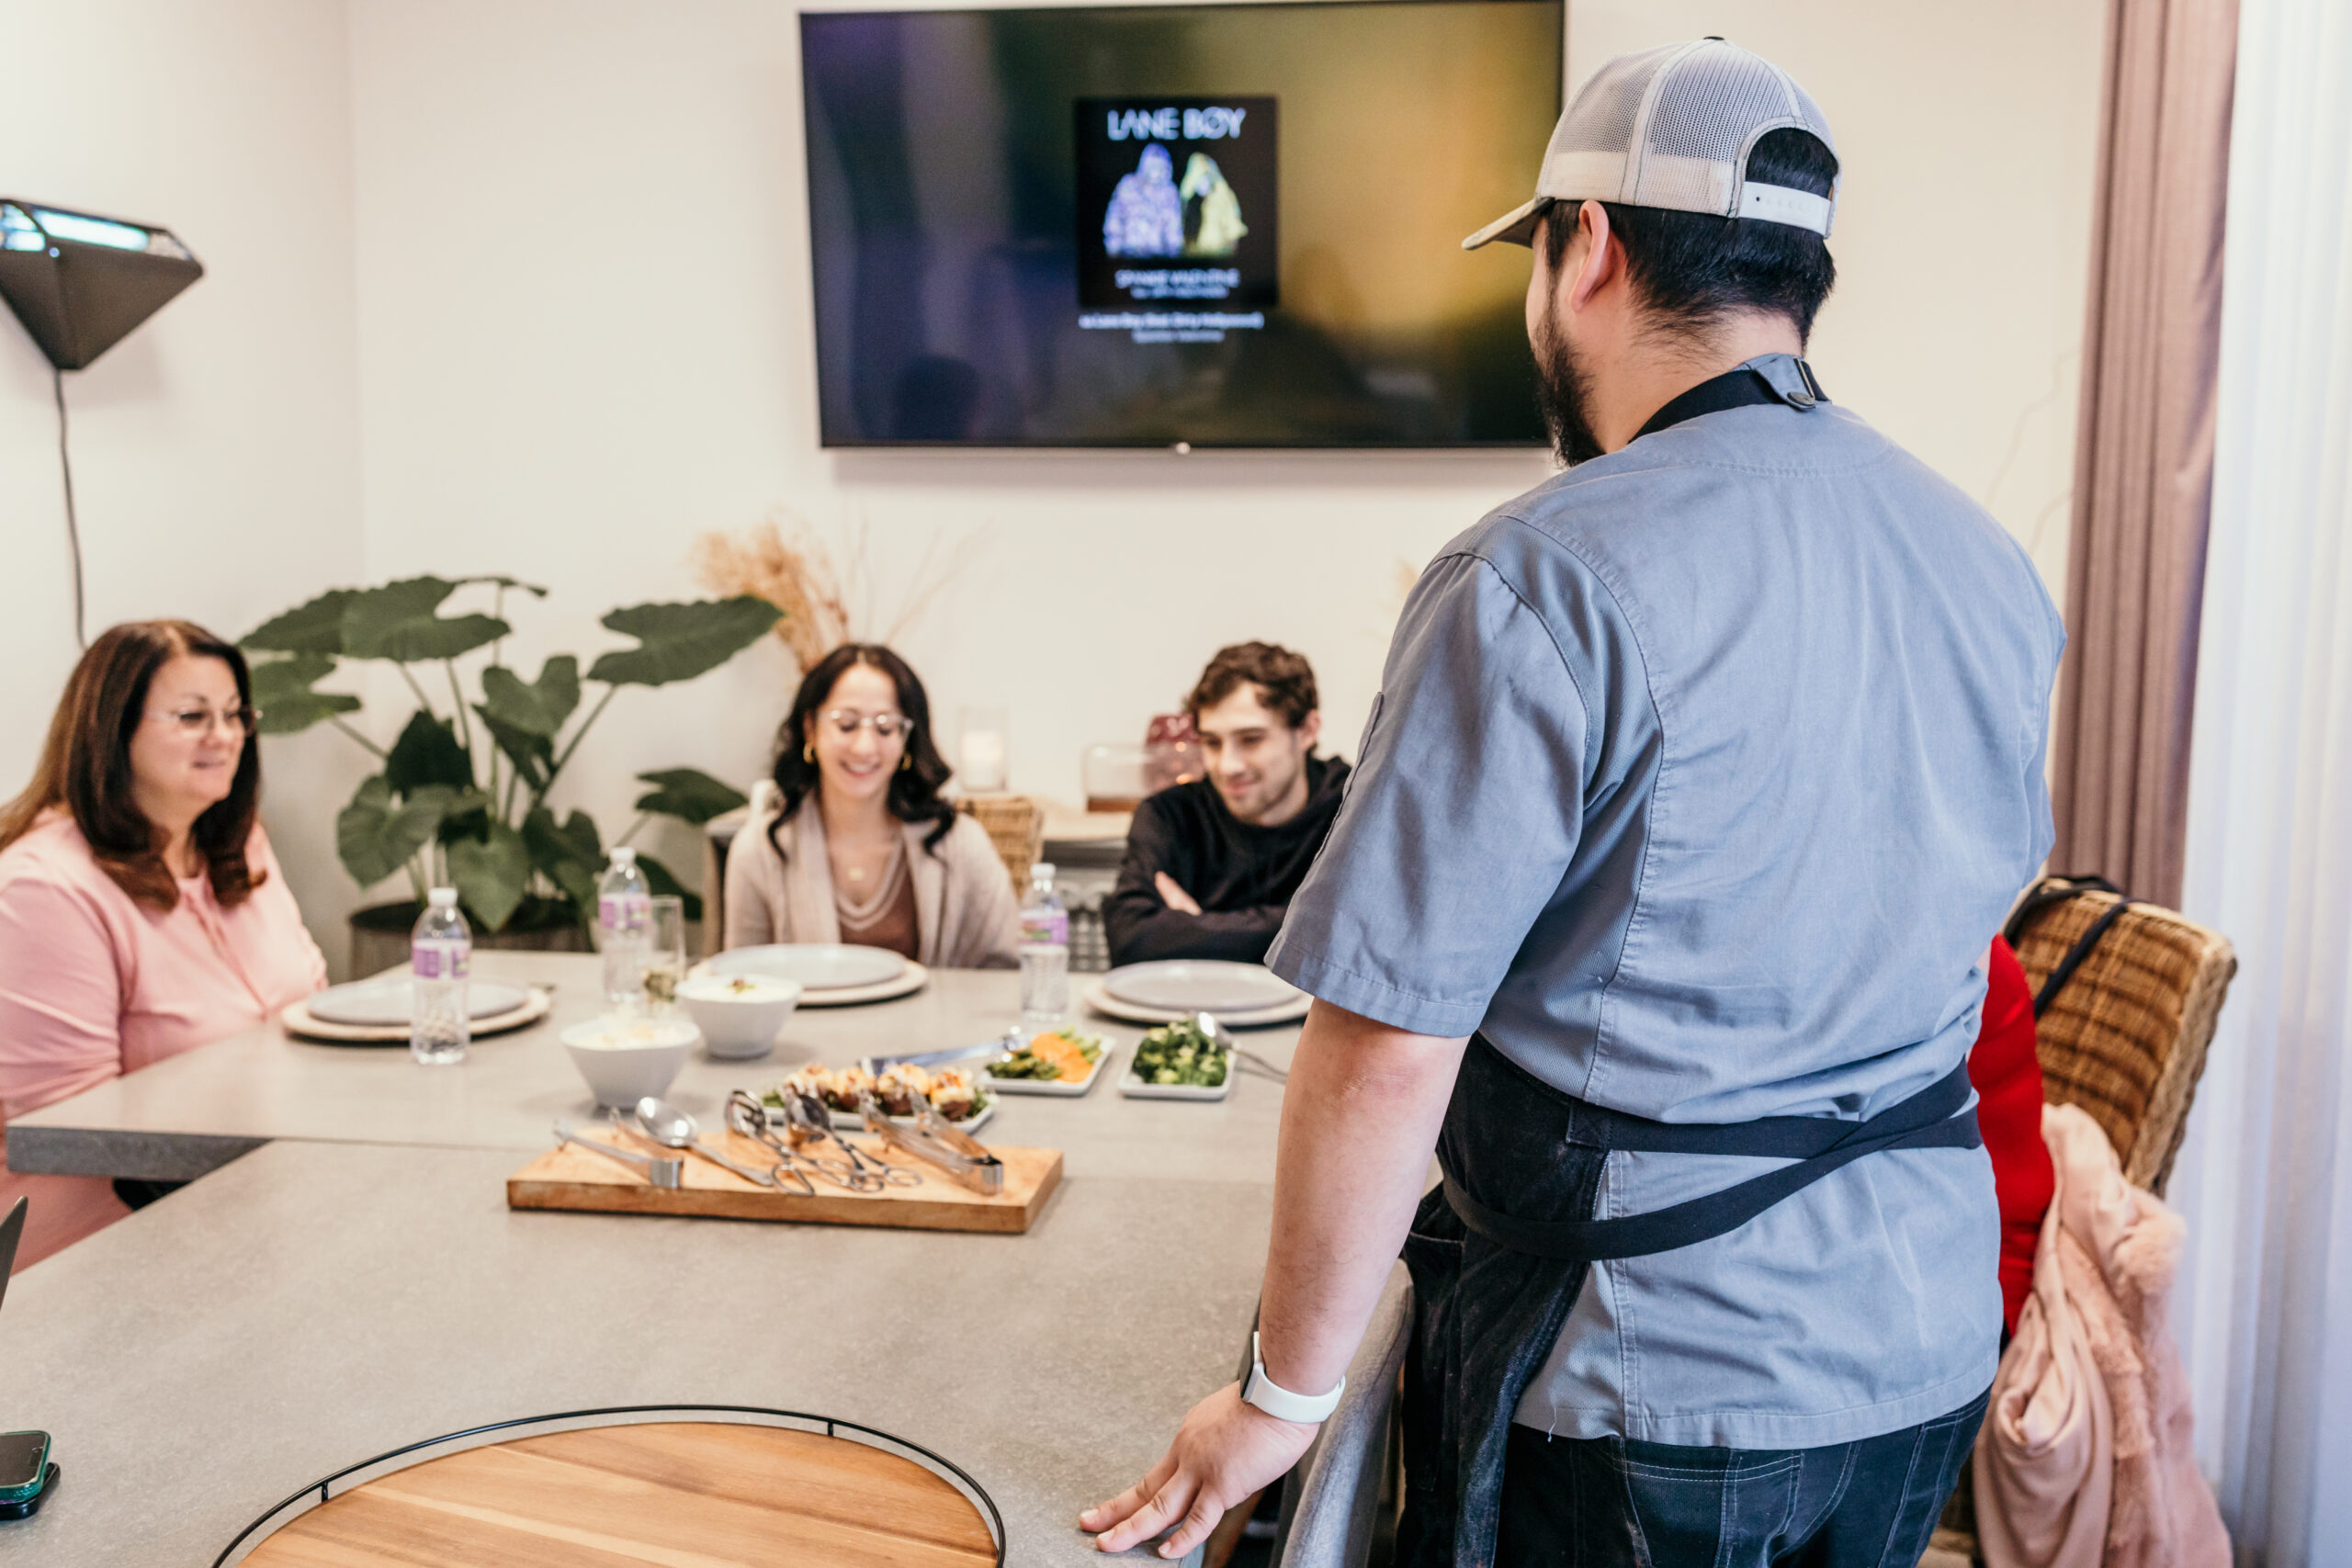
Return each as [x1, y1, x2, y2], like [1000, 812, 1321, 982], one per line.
[1465, 38, 1839, 251]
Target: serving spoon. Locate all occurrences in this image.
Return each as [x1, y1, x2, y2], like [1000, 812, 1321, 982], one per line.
[630, 1097, 811, 1195]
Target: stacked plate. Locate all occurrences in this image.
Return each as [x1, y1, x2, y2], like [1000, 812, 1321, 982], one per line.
[284, 975, 549, 1044]
[1084, 961, 1309, 1027]
[700, 944, 927, 1007]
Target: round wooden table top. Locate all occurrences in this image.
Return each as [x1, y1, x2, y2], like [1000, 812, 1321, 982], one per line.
[240, 1420, 998, 1567]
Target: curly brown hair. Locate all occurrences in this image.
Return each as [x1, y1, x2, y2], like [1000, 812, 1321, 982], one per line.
[1183, 642, 1318, 730]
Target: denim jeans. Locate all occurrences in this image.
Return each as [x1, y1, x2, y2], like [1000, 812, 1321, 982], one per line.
[1494, 1388, 1988, 1568]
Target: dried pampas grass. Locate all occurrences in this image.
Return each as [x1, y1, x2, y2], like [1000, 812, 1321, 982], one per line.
[692, 511, 989, 674]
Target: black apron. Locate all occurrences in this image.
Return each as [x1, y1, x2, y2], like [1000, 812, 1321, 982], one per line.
[1396, 1037, 1984, 1568]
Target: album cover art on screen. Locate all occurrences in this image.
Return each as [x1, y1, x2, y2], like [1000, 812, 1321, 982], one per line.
[1075, 97, 1279, 313]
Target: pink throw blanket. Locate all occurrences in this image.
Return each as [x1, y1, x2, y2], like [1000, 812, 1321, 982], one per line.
[1973, 1103, 2229, 1568]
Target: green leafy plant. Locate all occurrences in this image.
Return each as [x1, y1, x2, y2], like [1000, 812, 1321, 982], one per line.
[243, 576, 780, 932]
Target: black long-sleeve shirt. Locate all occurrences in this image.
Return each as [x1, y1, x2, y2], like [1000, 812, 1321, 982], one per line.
[1102, 755, 1351, 966]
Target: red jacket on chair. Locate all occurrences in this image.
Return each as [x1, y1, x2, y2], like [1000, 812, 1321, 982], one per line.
[1971, 936, 2055, 1336]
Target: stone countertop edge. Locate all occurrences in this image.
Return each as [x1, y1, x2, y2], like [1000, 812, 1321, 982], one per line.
[0, 1139, 1265, 1565]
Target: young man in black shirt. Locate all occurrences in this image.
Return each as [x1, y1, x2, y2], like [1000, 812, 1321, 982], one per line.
[1103, 642, 1351, 966]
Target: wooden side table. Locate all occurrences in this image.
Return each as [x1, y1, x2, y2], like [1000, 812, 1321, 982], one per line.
[238, 1419, 997, 1566]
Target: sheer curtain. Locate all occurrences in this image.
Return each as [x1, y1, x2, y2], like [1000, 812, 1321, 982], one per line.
[2165, 0, 2352, 1561]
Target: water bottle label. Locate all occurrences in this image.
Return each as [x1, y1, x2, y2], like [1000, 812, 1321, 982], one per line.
[599, 892, 650, 933]
[1020, 910, 1068, 946]
[413, 939, 470, 981]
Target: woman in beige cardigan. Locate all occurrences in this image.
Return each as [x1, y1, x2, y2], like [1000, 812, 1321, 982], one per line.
[724, 644, 1019, 968]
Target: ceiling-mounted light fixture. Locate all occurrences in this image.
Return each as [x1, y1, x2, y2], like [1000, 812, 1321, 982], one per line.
[0, 199, 202, 369]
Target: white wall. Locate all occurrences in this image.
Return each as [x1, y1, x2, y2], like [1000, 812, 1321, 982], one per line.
[5, 0, 2105, 966]
[1573, 2, 2104, 596]
[341, 0, 1555, 903]
[342, 0, 2102, 877]
[0, 0, 368, 954]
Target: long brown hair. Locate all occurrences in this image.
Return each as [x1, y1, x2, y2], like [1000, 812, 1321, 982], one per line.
[0, 620, 266, 910]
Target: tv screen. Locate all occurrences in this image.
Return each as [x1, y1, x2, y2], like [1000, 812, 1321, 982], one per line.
[800, 0, 1563, 447]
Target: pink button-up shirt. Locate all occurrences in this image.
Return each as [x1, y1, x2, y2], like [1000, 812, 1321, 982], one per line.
[0, 813, 326, 1269]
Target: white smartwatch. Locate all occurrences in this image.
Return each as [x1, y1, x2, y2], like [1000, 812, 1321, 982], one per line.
[1240, 1332, 1346, 1424]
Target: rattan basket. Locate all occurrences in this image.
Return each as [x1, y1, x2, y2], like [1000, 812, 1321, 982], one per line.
[960, 795, 1044, 894]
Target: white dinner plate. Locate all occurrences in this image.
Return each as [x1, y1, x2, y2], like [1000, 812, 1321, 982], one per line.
[708, 943, 908, 991]
[305, 976, 531, 1027]
[1102, 960, 1303, 1015]
[281, 987, 551, 1045]
[1083, 979, 1310, 1029]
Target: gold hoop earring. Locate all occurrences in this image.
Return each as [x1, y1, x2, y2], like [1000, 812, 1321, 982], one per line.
[802, 742, 815, 764]
[899, 752, 912, 772]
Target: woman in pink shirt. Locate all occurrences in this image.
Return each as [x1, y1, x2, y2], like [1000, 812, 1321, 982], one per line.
[0, 621, 325, 1269]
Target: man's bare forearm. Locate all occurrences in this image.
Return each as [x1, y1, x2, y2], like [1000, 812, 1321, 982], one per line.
[1256, 1000, 1466, 1397]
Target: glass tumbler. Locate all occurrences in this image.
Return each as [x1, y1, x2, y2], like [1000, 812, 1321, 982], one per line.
[642, 896, 687, 1016]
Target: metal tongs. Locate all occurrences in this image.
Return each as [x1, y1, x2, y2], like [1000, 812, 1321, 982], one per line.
[858, 1090, 1004, 1196]
[719, 1090, 830, 1196]
[552, 1114, 683, 1189]
[763, 1085, 921, 1192]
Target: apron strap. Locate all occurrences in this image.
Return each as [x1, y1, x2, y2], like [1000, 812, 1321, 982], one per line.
[1442, 1058, 1980, 1262]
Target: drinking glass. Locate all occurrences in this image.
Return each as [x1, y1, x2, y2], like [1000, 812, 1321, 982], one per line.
[643, 896, 687, 1016]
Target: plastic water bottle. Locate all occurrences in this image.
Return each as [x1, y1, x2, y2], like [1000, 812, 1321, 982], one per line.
[598, 846, 650, 1014]
[410, 887, 471, 1065]
[1019, 863, 1069, 1032]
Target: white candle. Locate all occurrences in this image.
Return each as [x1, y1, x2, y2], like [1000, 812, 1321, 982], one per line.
[961, 730, 1008, 791]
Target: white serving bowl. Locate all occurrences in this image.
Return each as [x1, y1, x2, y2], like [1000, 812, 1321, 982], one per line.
[560, 1017, 698, 1107]
[678, 974, 802, 1060]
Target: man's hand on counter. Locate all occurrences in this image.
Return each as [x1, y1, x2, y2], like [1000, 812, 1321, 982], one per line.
[1083, 1000, 1467, 1557]
[1080, 1382, 1317, 1557]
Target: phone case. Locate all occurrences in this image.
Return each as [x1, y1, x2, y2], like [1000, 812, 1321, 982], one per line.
[0, 1463, 57, 1521]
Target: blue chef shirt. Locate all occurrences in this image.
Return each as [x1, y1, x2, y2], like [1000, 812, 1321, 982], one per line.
[1267, 392, 2064, 1449]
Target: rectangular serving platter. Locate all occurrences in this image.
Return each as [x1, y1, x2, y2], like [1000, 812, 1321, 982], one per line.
[1117, 1053, 1235, 1101]
[983, 1037, 1116, 1097]
[507, 1125, 1059, 1234]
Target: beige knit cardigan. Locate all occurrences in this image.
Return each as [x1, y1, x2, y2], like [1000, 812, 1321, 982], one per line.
[721, 798, 1021, 970]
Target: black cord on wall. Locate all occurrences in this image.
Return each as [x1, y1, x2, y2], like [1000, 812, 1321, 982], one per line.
[52, 367, 85, 649]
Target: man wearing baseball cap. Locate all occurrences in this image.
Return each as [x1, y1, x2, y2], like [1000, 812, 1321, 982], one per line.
[1085, 39, 2062, 1567]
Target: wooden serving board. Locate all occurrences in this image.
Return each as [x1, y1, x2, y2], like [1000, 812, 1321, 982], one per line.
[242, 1420, 996, 1566]
[506, 1126, 1060, 1235]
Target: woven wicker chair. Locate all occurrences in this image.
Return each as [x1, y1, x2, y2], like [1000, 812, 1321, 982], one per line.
[2005, 877, 2237, 1197]
[960, 795, 1045, 894]
[1929, 878, 2238, 1563]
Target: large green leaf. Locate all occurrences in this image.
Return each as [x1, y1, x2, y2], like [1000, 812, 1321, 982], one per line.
[339, 578, 510, 663]
[385, 712, 475, 795]
[633, 768, 748, 826]
[472, 576, 549, 598]
[244, 589, 358, 656]
[637, 850, 704, 923]
[247, 655, 361, 735]
[336, 776, 458, 887]
[447, 819, 530, 932]
[480, 656, 581, 738]
[586, 596, 782, 687]
[524, 806, 604, 913]
[476, 707, 553, 795]
[433, 786, 494, 847]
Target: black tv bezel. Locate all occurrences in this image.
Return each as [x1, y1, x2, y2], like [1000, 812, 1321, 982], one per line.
[797, 0, 1564, 452]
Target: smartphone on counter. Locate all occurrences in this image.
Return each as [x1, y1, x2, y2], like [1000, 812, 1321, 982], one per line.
[0, 1432, 49, 1505]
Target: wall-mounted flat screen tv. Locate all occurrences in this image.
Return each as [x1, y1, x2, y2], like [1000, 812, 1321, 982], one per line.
[800, 0, 1563, 447]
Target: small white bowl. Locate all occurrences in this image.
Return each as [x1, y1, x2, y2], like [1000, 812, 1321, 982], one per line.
[560, 1017, 697, 1107]
[678, 973, 803, 1060]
